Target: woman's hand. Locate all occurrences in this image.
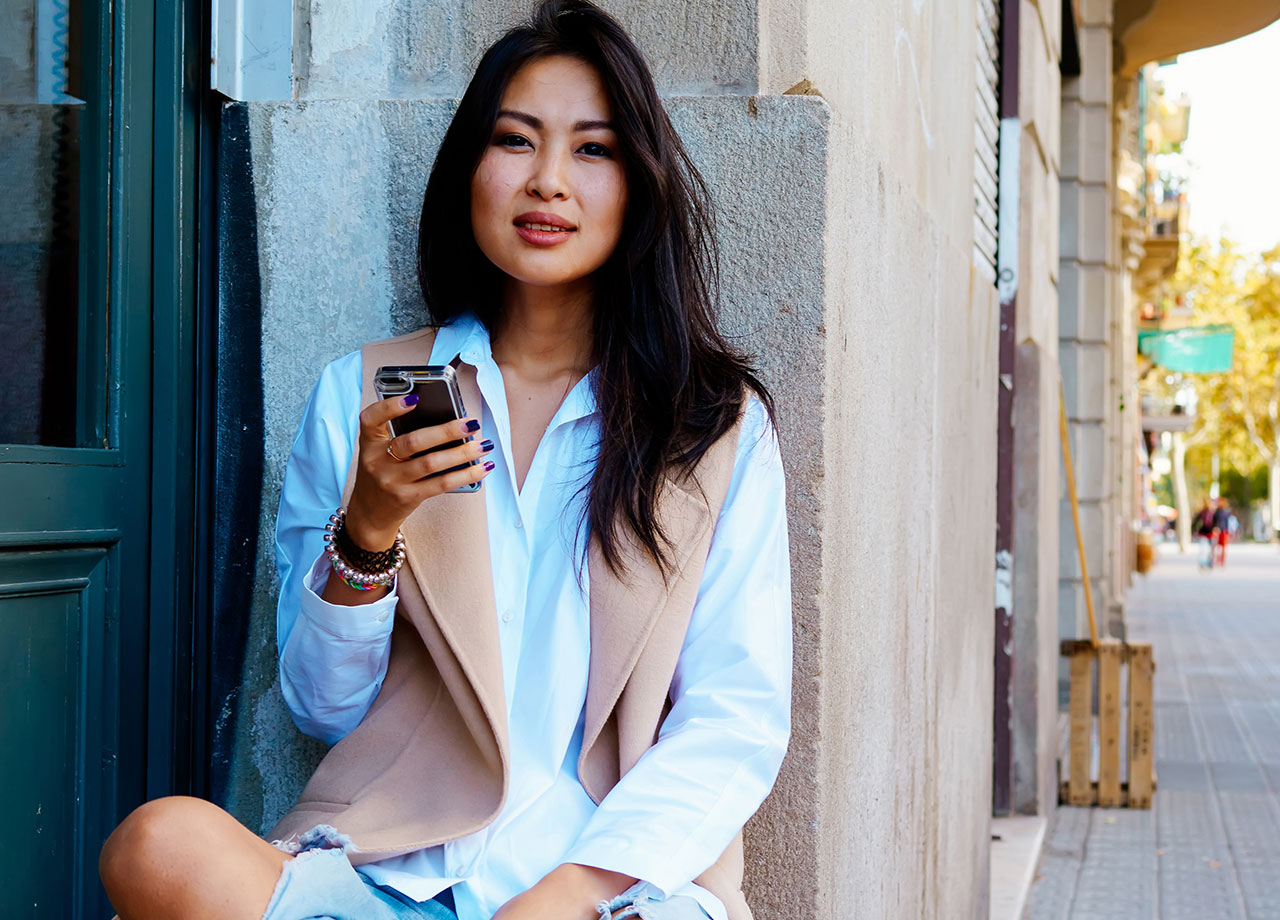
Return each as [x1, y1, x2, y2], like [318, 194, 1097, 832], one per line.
[489, 864, 635, 920]
[343, 395, 495, 550]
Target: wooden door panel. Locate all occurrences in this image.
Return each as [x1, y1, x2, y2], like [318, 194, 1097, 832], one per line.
[0, 547, 113, 918]
[0, 0, 200, 912]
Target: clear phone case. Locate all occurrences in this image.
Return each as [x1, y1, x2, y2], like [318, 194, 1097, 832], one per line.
[373, 365, 481, 493]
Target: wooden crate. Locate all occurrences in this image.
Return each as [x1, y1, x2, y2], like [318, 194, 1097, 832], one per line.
[1058, 639, 1156, 808]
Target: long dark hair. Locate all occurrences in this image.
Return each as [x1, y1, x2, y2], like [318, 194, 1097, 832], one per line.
[417, 0, 774, 576]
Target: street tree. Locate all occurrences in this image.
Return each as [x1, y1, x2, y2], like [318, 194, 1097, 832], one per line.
[1169, 239, 1280, 538]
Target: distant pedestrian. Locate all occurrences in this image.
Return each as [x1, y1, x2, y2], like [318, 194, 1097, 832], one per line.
[1214, 497, 1232, 567]
[1194, 498, 1216, 570]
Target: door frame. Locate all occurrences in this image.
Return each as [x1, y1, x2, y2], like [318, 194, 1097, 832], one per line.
[148, 0, 218, 802]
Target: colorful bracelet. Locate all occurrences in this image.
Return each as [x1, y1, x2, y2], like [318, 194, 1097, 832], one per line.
[323, 507, 406, 590]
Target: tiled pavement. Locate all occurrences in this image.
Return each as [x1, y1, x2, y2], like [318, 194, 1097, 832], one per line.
[1025, 542, 1280, 920]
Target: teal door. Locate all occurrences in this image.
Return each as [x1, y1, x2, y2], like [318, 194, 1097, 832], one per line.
[0, 0, 201, 915]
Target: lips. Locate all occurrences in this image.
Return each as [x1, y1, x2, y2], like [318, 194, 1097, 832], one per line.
[513, 211, 576, 231]
[513, 211, 577, 247]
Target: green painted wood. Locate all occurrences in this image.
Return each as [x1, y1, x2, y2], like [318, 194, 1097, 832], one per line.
[147, 0, 204, 795]
[0, 549, 110, 919]
[0, 0, 202, 914]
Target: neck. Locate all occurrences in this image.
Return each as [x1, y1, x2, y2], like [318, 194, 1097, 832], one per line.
[491, 278, 595, 378]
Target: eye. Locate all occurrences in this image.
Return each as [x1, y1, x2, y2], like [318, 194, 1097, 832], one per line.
[578, 142, 612, 158]
[496, 133, 532, 149]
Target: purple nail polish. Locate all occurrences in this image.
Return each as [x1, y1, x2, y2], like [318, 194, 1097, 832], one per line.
[483, 460, 495, 472]
[480, 439, 495, 453]
[402, 394, 419, 407]
[465, 419, 481, 433]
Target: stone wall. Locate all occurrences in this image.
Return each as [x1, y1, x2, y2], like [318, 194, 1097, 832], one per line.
[1058, 0, 1115, 653]
[757, 1, 998, 916]
[218, 2, 1001, 918]
[1011, 0, 1063, 817]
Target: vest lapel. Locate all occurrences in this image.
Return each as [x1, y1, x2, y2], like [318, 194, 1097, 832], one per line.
[398, 360, 507, 750]
[583, 478, 716, 761]
[355, 335, 508, 760]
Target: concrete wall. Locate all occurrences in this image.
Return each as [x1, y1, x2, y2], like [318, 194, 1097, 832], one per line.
[758, 3, 997, 917]
[1011, 0, 1063, 817]
[218, 2, 1000, 917]
[1058, 0, 1115, 652]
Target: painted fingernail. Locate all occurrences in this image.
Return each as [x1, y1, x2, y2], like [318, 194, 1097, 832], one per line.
[483, 460, 495, 472]
[480, 439, 495, 453]
[402, 394, 418, 408]
[465, 419, 481, 433]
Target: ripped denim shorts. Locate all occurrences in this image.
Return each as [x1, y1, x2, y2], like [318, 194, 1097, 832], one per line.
[263, 825, 710, 920]
[596, 881, 711, 920]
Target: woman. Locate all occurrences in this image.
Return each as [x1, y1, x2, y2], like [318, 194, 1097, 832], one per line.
[99, 3, 791, 919]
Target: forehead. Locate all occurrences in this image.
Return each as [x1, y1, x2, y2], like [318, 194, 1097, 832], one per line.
[500, 55, 612, 122]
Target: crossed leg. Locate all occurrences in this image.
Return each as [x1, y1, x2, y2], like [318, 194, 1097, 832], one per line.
[100, 796, 290, 920]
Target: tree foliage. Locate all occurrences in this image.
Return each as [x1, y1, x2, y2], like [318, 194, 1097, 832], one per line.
[1167, 239, 1280, 477]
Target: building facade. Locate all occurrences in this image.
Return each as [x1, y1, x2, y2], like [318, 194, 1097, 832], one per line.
[3, 0, 1278, 917]
[218, 2, 1003, 917]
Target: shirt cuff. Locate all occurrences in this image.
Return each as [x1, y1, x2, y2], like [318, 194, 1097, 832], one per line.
[298, 552, 399, 640]
[562, 836, 685, 900]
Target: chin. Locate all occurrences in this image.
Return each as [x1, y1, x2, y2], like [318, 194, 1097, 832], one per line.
[501, 260, 598, 289]
[513, 272, 594, 289]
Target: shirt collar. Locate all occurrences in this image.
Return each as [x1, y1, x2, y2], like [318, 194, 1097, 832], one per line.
[429, 312, 599, 421]
[429, 312, 491, 368]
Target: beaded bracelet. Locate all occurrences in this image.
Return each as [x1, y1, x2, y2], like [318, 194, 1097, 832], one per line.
[323, 507, 406, 591]
[335, 519, 400, 572]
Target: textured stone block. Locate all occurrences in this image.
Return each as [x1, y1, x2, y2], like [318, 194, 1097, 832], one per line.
[1059, 495, 1105, 577]
[1057, 578, 1103, 645]
[1059, 180, 1111, 265]
[1076, 0, 1114, 27]
[1077, 26, 1113, 105]
[1059, 261, 1108, 343]
[299, 0, 760, 100]
[1060, 341, 1109, 422]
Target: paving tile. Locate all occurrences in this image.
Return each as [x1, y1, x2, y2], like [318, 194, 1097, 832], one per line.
[1155, 760, 1210, 791]
[1025, 545, 1280, 919]
[1209, 762, 1269, 793]
[1156, 703, 1199, 761]
[1234, 703, 1280, 763]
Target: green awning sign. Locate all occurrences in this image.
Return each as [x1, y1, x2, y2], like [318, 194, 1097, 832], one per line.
[1137, 324, 1234, 373]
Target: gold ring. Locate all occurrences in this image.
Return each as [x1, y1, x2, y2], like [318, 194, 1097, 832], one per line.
[386, 443, 408, 462]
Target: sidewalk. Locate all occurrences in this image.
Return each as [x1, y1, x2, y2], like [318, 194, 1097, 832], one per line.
[1025, 541, 1280, 919]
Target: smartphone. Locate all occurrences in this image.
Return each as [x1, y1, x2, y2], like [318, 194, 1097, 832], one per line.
[373, 364, 481, 493]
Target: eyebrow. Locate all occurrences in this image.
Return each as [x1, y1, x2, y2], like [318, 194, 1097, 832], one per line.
[497, 108, 615, 132]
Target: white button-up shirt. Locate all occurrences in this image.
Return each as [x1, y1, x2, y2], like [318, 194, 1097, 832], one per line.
[274, 315, 791, 920]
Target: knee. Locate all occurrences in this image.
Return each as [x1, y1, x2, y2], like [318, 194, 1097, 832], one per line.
[100, 796, 222, 894]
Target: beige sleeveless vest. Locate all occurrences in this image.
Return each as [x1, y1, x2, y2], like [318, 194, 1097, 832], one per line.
[268, 328, 752, 919]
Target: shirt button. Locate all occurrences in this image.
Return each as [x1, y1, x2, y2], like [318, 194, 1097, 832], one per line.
[376, 612, 389, 623]
[451, 865, 466, 877]
[514, 519, 524, 530]
[501, 609, 513, 623]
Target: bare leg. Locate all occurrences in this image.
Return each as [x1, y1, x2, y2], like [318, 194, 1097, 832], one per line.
[100, 796, 290, 920]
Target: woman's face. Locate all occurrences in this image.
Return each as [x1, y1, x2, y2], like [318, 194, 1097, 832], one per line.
[470, 55, 628, 292]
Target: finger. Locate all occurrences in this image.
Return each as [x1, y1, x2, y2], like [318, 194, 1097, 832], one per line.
[428, 457, 495, 494]
[389, 416, 482, 459]
[359, 394, 421, 442]
[407, 437, 495, 480]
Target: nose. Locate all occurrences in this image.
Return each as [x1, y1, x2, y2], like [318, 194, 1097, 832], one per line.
[526, 148, 569, 201]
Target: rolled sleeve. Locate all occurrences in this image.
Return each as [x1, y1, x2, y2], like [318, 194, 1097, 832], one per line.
[564, 399, 792, 894]
[274, 350, 395, 744]
[279, 555, 397, 743]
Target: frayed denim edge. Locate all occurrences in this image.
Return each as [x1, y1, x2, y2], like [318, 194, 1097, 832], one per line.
[596, 892, 654, 920]
[270, 823, 356, 856]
